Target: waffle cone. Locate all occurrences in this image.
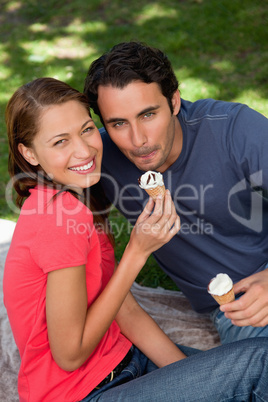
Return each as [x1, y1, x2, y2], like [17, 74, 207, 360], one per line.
[145, 185, 166, 200]
[210, 287, 235, 305]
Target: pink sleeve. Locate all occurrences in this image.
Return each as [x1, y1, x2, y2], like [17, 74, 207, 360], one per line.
[30, 193, 94, 273]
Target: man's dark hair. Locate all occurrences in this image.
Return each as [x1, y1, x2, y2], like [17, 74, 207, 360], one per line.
[84, 41, 179, 121]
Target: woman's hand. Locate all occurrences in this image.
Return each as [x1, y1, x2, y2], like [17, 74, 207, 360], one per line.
[128, 190, 180, 259]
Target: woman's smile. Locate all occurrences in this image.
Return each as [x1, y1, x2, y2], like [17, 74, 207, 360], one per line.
[69, 158, 95, 174]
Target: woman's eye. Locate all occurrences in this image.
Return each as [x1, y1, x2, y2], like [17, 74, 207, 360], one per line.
[54, 139, 66, 146]
[82, 126, 94, 134]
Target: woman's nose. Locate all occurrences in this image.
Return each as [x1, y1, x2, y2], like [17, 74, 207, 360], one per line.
[73, 137, 90, 159]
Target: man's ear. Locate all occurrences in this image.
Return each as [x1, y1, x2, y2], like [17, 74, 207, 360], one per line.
[18, 143, 39, 166]
[171, 90, 181, 115]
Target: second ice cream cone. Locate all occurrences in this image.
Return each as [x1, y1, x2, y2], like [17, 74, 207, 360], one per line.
[210, 288, 235, 305]
[208, 273, 235, 306]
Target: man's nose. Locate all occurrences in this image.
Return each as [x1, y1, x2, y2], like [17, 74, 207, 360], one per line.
[130, 124, 147, 148]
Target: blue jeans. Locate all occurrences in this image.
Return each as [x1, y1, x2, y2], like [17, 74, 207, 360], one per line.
[211, 307, 268, 344]
[81, 338, 268, 401]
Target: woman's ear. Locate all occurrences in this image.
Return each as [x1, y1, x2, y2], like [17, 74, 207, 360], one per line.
[171, 90, 181, 115]
[18, 143, 39, 166]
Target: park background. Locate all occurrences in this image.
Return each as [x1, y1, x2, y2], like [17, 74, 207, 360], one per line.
[0, 0, 267, 289]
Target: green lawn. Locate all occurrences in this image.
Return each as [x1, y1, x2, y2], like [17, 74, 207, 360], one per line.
[1, 0, 267, 289]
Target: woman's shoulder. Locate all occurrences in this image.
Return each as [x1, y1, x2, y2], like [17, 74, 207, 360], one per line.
[20, 186, 94, 231]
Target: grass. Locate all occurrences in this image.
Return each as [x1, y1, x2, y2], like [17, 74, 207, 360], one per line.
[1, 0, 268, 289]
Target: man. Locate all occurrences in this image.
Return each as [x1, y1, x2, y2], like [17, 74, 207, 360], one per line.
[84, 41, 268, 344]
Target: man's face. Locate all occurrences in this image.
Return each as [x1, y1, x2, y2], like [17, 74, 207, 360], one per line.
[97, 81, 182, 172]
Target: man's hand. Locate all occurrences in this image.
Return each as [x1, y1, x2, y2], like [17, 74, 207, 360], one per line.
[220, 268, 268, 327]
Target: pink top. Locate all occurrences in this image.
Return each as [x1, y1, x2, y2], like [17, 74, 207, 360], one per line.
[3, 187, 131, 402]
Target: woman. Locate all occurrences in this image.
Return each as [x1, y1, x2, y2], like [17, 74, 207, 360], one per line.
[3, 78, 268, 402]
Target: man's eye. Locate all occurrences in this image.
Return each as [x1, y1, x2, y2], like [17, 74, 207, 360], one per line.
[114, 121, 125, 127]
[144, 112, 154, 118]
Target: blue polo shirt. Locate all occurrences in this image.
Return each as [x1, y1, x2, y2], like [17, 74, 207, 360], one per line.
[100, 98, 268, 313]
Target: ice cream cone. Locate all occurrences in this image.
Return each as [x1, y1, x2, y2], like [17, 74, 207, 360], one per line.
[145, 185, 166, 201]
[138, 171, 165, 201]
[208, 273, 235, 305]
[210, 287, 235, 305]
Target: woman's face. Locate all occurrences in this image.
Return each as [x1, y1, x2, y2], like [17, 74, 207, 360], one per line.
[20, 100, 103, 192]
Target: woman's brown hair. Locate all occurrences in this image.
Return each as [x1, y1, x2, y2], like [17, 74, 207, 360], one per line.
[6, 77, 114, 246]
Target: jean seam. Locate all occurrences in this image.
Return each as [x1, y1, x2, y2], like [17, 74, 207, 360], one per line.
[252, 390, 267, 402]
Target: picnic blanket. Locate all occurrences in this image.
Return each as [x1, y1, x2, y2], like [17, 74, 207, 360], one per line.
[0, 219, 220, 402]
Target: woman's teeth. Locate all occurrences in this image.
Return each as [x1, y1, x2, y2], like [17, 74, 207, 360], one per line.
[70, 160, 93, 171]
